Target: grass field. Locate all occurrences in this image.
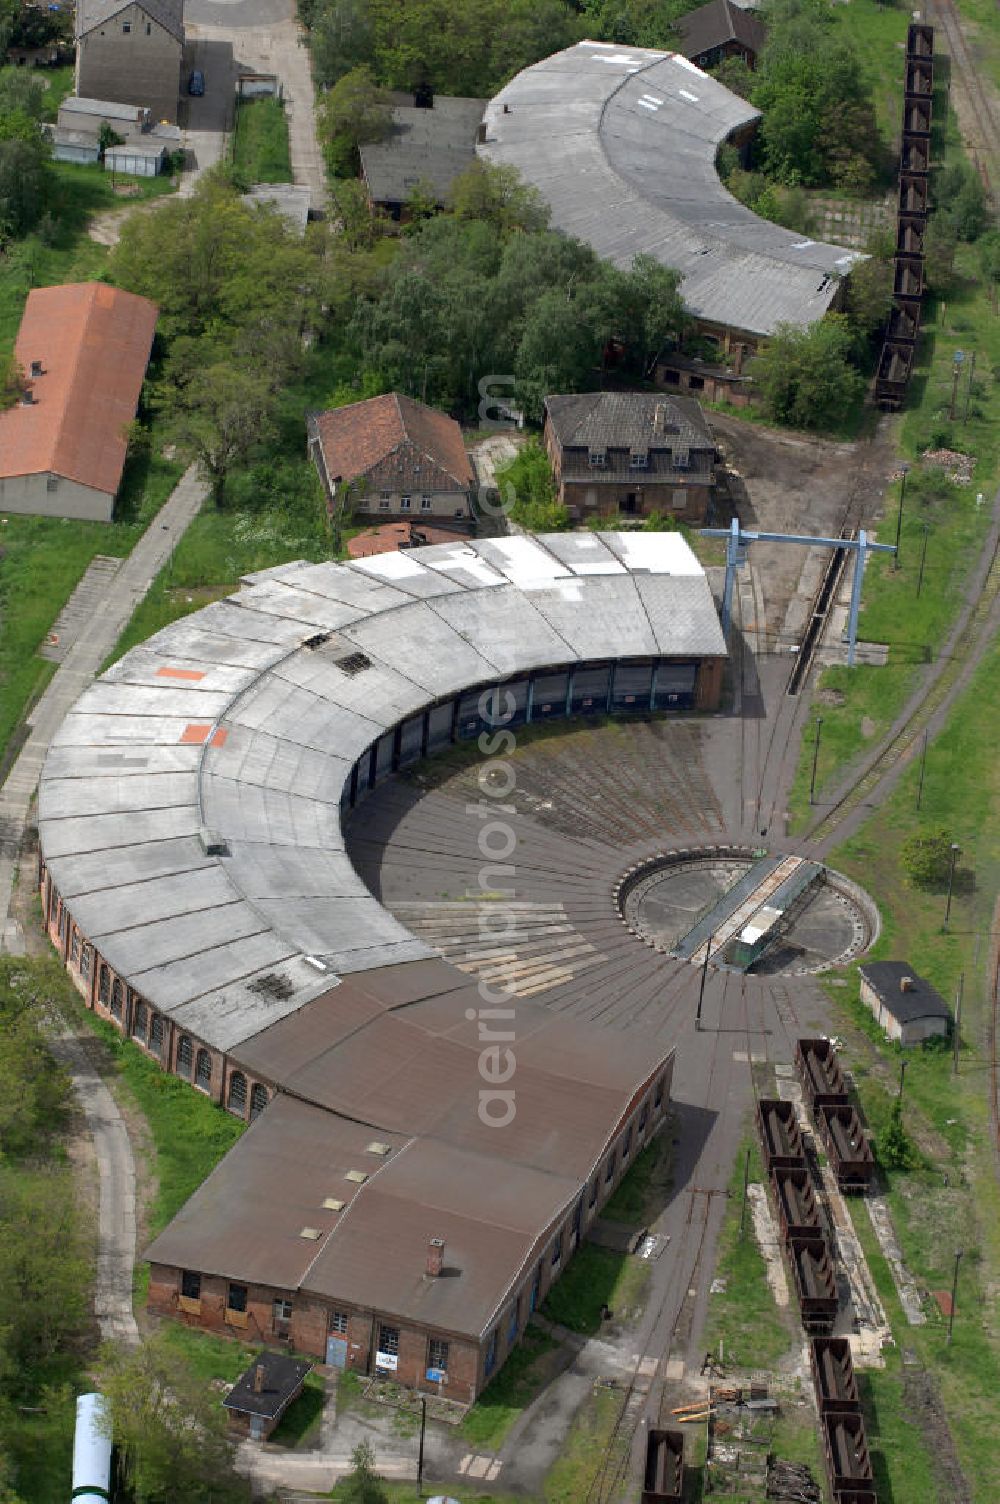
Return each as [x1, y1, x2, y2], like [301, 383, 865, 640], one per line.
[233, 96, 292, 184]
[458, 1324, 560, 1450]
[78, 1008, 247, 1239]
[541, 1244, 650, 1336]
[821, 625, 1000, 1500]
[702, 1140, 797, 1373]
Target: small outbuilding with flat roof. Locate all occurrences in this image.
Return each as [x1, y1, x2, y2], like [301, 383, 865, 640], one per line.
[858, 961, 950, 1045]
[223, 1351, 312, 1440]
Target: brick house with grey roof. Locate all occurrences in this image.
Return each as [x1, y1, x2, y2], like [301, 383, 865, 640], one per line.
[307, 392, 475, 528]
[677, 0, 766, 73]
[542, 392, 717, 523]
[75, 0, 184, 124]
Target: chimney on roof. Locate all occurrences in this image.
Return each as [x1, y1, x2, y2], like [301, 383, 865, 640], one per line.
[900, 975, 916, 993]
[253, 1363, 266, 1395]
[653, 402, 666, 436]
[426, 1237, 445, 1277]
[30, 360, 43, 379]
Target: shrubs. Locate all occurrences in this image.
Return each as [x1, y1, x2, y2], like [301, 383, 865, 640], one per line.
[899, 827, 956, 889]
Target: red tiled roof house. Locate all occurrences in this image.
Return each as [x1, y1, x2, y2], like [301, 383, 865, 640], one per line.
[307, 393, 475, 527]
[0, 282, 159, 523]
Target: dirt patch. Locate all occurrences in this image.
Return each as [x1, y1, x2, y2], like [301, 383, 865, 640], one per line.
[708, 411, 898, 636]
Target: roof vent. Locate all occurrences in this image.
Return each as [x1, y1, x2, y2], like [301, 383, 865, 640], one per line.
[345, 1169, 368, 1184]
[299, 1226, 322, 1240]
[247, 972, 295, 1001]
[366, 1141, 391, 1157]
[426, 1237, 445, 1277]
[333, 651, 372, 677]
[253, 1364, 266, 1395]
[322, 1197, 345, 1212]
[900, 975, 916, 993]
[303, 632, 331, 650]
[304, 955, 329, 972]
[199, 827, 230, 857]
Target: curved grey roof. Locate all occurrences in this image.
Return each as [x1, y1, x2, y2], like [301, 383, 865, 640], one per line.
[39, 532, 724, 1054]
[479, 41, 861, 337]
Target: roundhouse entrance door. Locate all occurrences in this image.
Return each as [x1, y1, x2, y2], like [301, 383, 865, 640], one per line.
[326, 1334, 348, 1368]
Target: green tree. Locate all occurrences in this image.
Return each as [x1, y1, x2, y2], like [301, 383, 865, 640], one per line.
[317, 64, 392, 177]
[923, 213, 958, 296]
[0, 1169, 89, 1388]
[156, 343, 278, 506]
[750, 314, 863, 430]
[934, 160, 988, 243]
[98, 1334, 249, 1503]
[710, 55, 754, 100]
[845, 235, 893, 340]
[899, 827, 956, 889]
[339, 1440, 390, 1504]
[979, 228, 1000, 283]
[449, 160, 549, 236]
[309, 0, 376, 86]
[495, 439, 569, 530]
[600, 253, 687, 376]
[877, 1099, 915, 1172]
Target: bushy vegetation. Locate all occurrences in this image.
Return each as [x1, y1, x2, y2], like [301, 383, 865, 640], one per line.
[899, 827, 958, 890]
[231, 96, 292, 185]
[495, 439, 568, 531]
[0, 960, 90, 1501]
[750, 314, 865, 431]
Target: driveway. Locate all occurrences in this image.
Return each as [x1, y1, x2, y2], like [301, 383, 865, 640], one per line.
[185, 0, 328, 206]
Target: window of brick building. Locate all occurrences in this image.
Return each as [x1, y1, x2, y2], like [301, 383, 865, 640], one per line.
[273, 1298, 293, 1325]
[530, 1259, 542, 1312]
[227, 1283, 248, 1314]
[228, 1072, 247, 1116]
[150, 1014, 164, 1057]
[70, 928, 81, 966]
[639, 1100, 649, 1132]
[378, 1324, 399, 1356]
[250, 1083, 269, 1120]
[122, 20, 131, 30]
[329, 1310, 349, 1335]
[588, 1176, 598, 1208]
[550, 1233, 562, 1269]
[428, 1337, 449, 1373]
[80, 944, 92, 981]
[654, 1075, 665, 1108]
[195, 1049, 212, 1092]
[181, 1269, 201, 1301]
[176, 1035, 193, 1079]
[421, 496, 432, 511]
[131, 997, 147, 1041]
[622, 1124, 633, 1160]
[506, 1302, 518, 1345]
[400, 495, 411, 511]
[98, 965, 111, 1007]
[485, 1328, 498, 1376]
[605, 1151, 616, 1184]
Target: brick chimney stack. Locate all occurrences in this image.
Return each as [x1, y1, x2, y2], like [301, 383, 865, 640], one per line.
[426, 1237, 445, 1277]
[900, 976, 915, 993]
[253, 1363, 265, 1395]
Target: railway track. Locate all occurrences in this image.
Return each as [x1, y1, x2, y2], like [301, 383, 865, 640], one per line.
[930, 0, 1000, 203]
[806, 528, 1000, 850]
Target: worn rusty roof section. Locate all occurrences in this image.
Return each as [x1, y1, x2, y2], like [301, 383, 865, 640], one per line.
[0, 282, 157, 496]
[309, 392, 474, 492]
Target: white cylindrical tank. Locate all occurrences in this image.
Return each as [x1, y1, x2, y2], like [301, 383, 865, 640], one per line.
[72, 1393, 112, 1503]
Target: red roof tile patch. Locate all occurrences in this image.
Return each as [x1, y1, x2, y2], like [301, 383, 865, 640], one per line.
[211, 728, 228, 748]
[347, 521, 471, 558]
[0, 282, 158, 498]
[311, 392, 474, 491]
[157, 666, 206, 681]
[179, 723, 212, 745]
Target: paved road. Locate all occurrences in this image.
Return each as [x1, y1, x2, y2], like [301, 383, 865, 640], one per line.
[185, 0, 328, 206]
[0, 464, 207, 954]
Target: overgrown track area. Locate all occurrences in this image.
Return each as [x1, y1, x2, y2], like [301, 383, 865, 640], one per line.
[805, 519, 1000, 851]
[930, 0, 1000, 201]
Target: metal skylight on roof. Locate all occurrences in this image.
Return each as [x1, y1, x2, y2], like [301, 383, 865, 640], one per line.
[322, 1197, 345, 1211]
[345, 1170, 368, 1184]
[299, 1226, 322, 1240]
[366, 1141, 392, 1157]
[333, 651, 372, 677]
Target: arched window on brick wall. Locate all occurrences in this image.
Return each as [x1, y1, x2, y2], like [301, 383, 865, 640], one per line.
[80, 944, 92, 982]
[98, 965, 111, 1008]
[70, 928, 81, 967]
[195, 1049, 212, 1092]
[227, 1072, 247, 1117]
[176, 1035, 193, 1079]
[249, 1083, 269, 1121]
[113, 979, 127, 1023]
[131, 998, 147, 1042]
[150, 1014, 164, 1058]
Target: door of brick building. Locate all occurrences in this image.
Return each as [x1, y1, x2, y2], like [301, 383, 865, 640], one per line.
[326, 1334, 348, 1368]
